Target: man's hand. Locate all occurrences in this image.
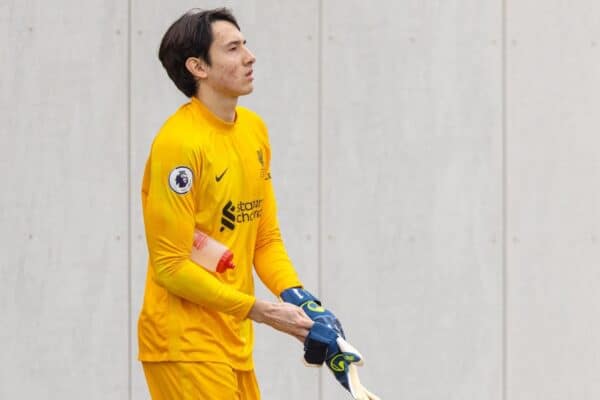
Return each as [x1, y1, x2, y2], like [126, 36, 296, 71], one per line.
[247, 299, 313, 342]
[280, 288, 345, 338]
[281, 288, 380, 399]
[280, 287, 346, 366]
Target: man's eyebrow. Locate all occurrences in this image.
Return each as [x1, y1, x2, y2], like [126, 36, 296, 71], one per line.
[224, 39, 246, 46]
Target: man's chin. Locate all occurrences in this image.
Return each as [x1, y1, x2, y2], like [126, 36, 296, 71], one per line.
[225, 84, 254, 98]
[239, 85, 254, 96]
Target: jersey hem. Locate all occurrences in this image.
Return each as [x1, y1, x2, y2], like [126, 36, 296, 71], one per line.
[138, 353, 255, 371]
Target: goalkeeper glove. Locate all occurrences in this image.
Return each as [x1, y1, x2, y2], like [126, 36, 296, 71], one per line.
[281, 288, 380, 399]
[280, 287, 345, 338]
[335, 336, 381, 400]
[304, 323, 380, 399]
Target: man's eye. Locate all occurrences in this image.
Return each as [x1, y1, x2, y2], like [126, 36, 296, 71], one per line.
[229, 47, 237, 52]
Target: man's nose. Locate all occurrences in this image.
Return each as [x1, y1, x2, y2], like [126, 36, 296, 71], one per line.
[244, 47, 256, 65]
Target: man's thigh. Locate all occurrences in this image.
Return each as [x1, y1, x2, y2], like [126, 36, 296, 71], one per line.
[142, 361, 260, 400]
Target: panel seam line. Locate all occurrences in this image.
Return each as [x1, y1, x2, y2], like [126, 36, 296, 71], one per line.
[317, 1, 324, 399]
[127, 0, 133, 399]
[501, 0, 508, 399]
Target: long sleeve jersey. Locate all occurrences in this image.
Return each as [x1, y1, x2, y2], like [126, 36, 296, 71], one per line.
[138, 97, 302, 370]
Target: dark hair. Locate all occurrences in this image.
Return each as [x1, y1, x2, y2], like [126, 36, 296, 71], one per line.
[158, 8, 240, 97]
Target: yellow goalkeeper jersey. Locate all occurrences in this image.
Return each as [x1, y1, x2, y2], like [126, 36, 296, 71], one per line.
[138, 97, 302, 370]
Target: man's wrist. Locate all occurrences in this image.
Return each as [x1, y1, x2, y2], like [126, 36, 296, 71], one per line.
[247, 299, 270, 323]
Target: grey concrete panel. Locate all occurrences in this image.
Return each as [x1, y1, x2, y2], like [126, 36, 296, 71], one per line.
[506, 2, 600, 399]
[129, 2, 319, 399]
[321, 1, 503, 399]
[0, 1, 128, 399]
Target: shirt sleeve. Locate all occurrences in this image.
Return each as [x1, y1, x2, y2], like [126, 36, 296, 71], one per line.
[252, 132, 303, 296]
[142, 131, 255, 320]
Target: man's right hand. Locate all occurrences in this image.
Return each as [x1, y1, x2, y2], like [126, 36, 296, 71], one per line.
[280, 287, 345, 339]
[247, 299, 314, 342]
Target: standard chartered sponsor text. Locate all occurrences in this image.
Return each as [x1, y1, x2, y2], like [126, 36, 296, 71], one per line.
[236, 199, 263, 223]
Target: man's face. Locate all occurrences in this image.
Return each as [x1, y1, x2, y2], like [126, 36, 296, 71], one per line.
[203, 20, 256, 98]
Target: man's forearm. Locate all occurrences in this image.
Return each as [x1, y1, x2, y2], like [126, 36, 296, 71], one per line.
[154, 258, 255, 320]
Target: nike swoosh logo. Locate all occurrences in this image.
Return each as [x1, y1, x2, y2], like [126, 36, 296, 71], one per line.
[215, 168, 228, 182]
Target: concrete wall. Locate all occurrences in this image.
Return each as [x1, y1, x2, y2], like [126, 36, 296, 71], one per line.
[1, 1, 598, 399]
[506, 1, 600, 399]
[1, 1, 129, 399]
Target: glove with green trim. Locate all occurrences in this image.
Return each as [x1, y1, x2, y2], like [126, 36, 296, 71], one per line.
[281, 288, 380, 399]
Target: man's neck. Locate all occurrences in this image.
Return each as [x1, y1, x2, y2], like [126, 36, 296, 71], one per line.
[195, 88, 238, 123]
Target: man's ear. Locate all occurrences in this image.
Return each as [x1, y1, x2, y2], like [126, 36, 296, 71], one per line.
[185, 57, 208, 79]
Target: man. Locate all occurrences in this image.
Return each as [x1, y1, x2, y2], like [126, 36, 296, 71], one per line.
[138, 8, 359, 400]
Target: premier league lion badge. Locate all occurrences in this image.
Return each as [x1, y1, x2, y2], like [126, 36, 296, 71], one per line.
[169, 166, 193, 194]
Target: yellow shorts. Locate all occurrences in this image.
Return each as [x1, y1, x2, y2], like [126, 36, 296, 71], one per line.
[142, 361, 260, 400]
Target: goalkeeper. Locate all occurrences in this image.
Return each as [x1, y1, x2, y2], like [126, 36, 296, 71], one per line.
[138, 7, 364, 400]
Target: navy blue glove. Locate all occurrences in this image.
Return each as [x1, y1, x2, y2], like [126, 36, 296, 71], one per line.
[280, 287, 345, 339]
[303, 323, 367, 397]
[281, 287, 377, 399]
[302, 321, 342, 365]
[281, 287, 345, 365]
